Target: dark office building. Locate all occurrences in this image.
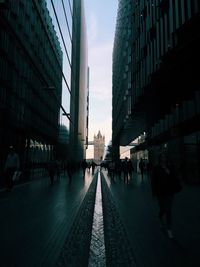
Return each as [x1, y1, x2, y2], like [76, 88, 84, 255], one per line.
[112, 0, 200, 183]
[0, 0, 62, 179]
[69, 0, 88, 162]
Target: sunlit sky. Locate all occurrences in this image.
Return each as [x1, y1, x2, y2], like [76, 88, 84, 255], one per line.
[84, 0, 118, 158]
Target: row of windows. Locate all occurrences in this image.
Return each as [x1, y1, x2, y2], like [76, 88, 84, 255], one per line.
[9, 0, 62, 58]
[136, 0, 199, 57]
[0, 52, 60, 141]
[0, 44, 59, 118]
[6, 15, 62, 88]
[8, 92, 58, 140]
[112, 0, 200, 141]
[113, 1, 133, 128]
[47, 0, 73, 90]
[132, 0, 200, 102]
[150, 91, 200, 139]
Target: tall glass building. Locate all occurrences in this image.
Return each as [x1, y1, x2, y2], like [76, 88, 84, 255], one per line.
[0, 0, 89, 182]
[48, 0, 89, 163]
[112, 0, 200, 182]
[0, 0, 62, 179]
[69, 0, 89, 162]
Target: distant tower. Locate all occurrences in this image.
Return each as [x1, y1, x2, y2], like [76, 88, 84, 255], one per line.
[94, 131, 105, 163]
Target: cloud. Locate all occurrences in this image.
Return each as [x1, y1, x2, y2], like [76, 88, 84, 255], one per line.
[87, 13, 98, 44]
[85, 6, 116, 153]
[89, 42, 113, 101]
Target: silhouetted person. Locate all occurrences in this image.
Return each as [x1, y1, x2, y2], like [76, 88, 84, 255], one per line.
[87, 162, 91, 172]
[122, 158, 129, 184]
[56, 160, 61, 180]
[48, 160, 57, 185]
[4, 146, 20, 191]
[67, 161, 74, 185]
[151, 152, 182, 239]
[81, 159, 88, 178]
[91, 161, 96, 175]
[116, 159, 122, 180]
[127, 159, 134, 181]
[139, 158, 145, 180]
[108, 161, 115, 181]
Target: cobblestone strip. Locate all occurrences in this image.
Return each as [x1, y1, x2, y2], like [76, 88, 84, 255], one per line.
[56, 174, 98, 267]
[88, 171, 106, 266]
[101, 172, 137, 267]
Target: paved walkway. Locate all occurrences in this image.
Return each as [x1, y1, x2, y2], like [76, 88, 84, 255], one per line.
[102, 170, 200, 267]
[0, 168, 200, 266]
[0, 170, 94, 267]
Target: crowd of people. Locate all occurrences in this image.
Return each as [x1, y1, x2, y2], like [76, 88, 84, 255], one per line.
[100, 157, 152, 184]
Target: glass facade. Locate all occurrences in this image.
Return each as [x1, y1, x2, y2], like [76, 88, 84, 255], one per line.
[69, 0, 89, 162]
[113, 0, 200, 182]
[47, 0, 89, 162]
[46, 0, 73, 130]
[0, 0, 62, 179]
[0, 0, 88, 185]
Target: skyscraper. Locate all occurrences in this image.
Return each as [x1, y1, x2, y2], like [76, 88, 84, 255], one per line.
[69, 0, 89, 162]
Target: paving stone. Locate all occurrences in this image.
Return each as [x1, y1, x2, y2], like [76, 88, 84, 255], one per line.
[101, 172, 137, 267]
[56, 174, 98, 267]
[88, 172, 106, 267]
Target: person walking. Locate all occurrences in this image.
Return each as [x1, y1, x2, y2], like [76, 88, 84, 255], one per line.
[91, 161, 96, 175]
[66, 161, 74, 185]
[56, 160, 61, 181]
[4, 146, 20, 191]
[81, 159, 88, 178]
[47, 160, 57, 185]
[122, 158, 129, 184]
[139, 158, 145, 181]
[108, 161, 115, 181]
[151, 152, 182, 239]
[127, 159, 134, 181]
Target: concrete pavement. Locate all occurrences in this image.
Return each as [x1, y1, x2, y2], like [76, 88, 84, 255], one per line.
[0, 167, 199, 266]
[0, 170, 94, 267]
[102, 170, 200, 267]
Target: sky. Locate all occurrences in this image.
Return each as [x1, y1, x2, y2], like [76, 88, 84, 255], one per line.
[84, 0, 118, 158]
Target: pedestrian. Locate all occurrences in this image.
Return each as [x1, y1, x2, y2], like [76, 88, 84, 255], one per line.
[91, 161, 96, 175]
[115, 159, 122, 180]
[108, 161, 115, 181]
[47, 160, 57, 185]
[4, 146, 20, 191]
[139, 158, 145, 180]
[151, 152, 182, 239]
[127, 159, 134, 181]
[81, 159, 88, 178]
[87, 162, 91, 172]
[56, 160, 61, 180]
[67, 161, 74, 185]
[122, 158, 129, 184]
